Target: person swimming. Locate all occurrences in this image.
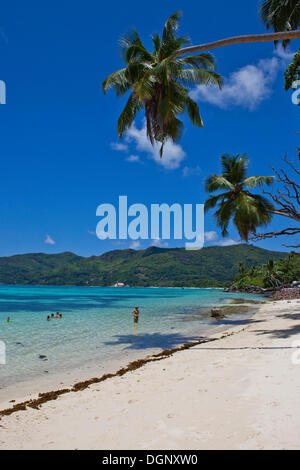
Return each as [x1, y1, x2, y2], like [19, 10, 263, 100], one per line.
[51, 313, 54, 318]
[47, 316, 51, 321]
[131, 307, 140, 325]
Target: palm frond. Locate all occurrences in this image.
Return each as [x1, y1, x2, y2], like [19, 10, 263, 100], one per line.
[162, 11, 182, 43]
[243, 175, 275, 188]
[117, 93, 141, 137]
[102, 68, 129, 95]
[179, 53, 216, 70]
[204, 193, 228, 212]
[205, 175, 234, 192]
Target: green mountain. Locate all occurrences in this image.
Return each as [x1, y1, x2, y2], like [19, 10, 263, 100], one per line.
[0, 244, 289, 287]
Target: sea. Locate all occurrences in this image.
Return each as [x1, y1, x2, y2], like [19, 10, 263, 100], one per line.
[0, 285, 265, 400]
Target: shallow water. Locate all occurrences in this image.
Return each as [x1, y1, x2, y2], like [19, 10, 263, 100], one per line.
[0, 285, 264, 392]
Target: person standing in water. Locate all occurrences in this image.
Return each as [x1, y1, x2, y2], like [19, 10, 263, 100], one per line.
[7, 316, 10, 323]
[131, 307, 140, 325]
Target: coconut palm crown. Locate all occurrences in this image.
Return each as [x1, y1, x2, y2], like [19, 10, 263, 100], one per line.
[102, 12, 222, 156]
[205, 154, 275, 242]
[260, 0, 300, 47]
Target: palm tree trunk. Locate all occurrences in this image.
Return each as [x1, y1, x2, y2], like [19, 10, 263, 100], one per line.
[177, 30, 300, 55]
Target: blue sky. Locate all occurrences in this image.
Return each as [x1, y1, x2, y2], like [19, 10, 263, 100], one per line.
[0, 0, 299, 257]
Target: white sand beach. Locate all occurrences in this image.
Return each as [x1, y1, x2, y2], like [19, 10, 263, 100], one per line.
[0, 299, 300, 450]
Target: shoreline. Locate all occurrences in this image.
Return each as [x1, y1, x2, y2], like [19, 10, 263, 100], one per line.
[0, 297, 261, 407]
[0, 298, 299, 449]
[0, 326, 247, 420]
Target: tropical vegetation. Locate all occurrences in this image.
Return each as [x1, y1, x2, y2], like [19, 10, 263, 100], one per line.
[204, 154, 275, 242]
[103, 7, 300, 154]
[234, 252, 300, 289]
[102, 12, 222, 156]
[0, 245, 288, 287]
[260, 0, 300, 47]
[284, 49, 300, 91]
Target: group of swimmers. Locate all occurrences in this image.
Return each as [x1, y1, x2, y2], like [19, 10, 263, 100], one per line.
[47, 312, 63, 321]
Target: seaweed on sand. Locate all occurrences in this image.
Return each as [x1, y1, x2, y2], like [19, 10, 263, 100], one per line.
[0, 327, 246, 419]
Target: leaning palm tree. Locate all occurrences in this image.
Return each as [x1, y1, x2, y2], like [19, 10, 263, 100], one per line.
[263, 259, 282, 287]
[260, 0, 300, 47]
[102, 12, 222, 156]
[205, 154, 275, 242]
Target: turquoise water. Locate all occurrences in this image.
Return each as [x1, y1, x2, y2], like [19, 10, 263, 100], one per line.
[0, 285, 263, 391]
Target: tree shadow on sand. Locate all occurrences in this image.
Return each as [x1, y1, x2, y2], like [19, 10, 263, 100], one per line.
[253, 310, 300, 339]
[104, 332, 208, 350]
[104, 316, 263, 350]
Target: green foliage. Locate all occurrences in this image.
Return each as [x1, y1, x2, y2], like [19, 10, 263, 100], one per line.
[234, 252, 300, 289]
[0, 245, 288, 287]
[284, 48, 300, 92]
[102, 11, 222, 155]
[205, 154, 274, 242]
[260, 0, 300, 48]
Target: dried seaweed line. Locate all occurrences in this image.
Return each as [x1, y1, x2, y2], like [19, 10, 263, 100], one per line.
[0, 327, 247, 419]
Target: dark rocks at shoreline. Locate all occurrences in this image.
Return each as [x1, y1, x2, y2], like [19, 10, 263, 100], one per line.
[210, 308, 225, 320]
[272, 288, 300, 301]
[224, 281, 300, 297]
[224, 285, 269, 294]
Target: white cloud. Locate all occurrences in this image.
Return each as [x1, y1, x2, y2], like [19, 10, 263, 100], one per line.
[205, 231, 218, 242]
[111, 142, 128, 152]
[191, 48, 294, 111]
[216, 238, 239, 247]
[125, 123, 186, 170]
[274, 45, 295, 62]
[191, 57, 280, 110]
[129, 240, 142, 250]
[45, 234, 55, 245]
[182, 165, 202, 177]
[126, 154, 140, 163]
[204, 231, 239, 246]
[151, 238, 169, 248]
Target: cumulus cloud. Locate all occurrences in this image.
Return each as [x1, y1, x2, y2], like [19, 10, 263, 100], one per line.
[205, 231, 218, 242]
[274, 46, 295, 62]
[204, 231, 239, 246]
[124, 123, 186, 170]
[45, 234, 55, 245]
[111, 142, 128, 152]
[191, 48, 294, 111]
[191, 57, 280, 110]
[151, 238, 169, 248]
[182, 165, 202, 177]
[129, 240, 142, 250]
[126, 154, 140, 163]
[216, 238, 239, 246]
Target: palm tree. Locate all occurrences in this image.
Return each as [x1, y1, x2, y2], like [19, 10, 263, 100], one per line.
[263, 259, 282, 287]
[284, 49, 300, 90]
[260, 0, 300, 47]
[102, 12, 222, 156]
[205, 154, 275, 242]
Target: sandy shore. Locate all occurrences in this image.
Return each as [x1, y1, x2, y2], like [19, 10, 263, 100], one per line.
[0, 299, 299, 450]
